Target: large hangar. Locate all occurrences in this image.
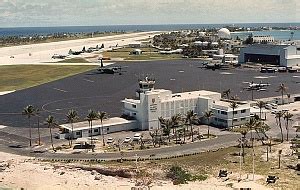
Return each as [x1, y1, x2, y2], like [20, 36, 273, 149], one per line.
[239, 44, 300, 67]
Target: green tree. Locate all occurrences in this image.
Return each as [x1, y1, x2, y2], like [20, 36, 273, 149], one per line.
[98, 111, 108, 146]
[45, 115, 56, 151]
[283, 112, 293, 141]
[255, 101, 265, 120]
[185, 110, 198, 142]
[229, 101, 239, 128]
[86, 110, 98, 151]
[245, 118, 257, 148]
[222, 89, 231, 99]
[275, 111, 285, 143]
[171, 114, 182, 142]
[66, 109, 79, 146]
[204, 110, 214, 138]
[276, 83, 288, 105]
[22, 105, 36, 147]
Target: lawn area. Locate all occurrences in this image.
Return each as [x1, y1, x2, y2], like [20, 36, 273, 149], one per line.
[102, 47, 182, 61]
[0, 65, 94, 91]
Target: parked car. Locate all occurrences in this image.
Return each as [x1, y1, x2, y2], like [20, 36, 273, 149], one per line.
[265, 104, 272, 110]
[271, 103, 278, 109]
[133, 133, 142, 141]
[107, 137, 114, 144]
[271, 109, 278, 114]
[123, 137, 132, 143]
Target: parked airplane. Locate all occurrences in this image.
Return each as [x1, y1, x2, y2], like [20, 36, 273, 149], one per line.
[51, 54, 68, 59]
[68, 49, 83, 55]
[243, 81, 270, 91]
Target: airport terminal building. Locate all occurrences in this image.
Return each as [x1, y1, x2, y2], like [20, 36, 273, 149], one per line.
[122, 78, 251, 130]
[239, 44, 300, 67]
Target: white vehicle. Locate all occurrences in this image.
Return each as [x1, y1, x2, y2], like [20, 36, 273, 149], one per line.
[265, 104, 272, 110]
[123, 137, 131, 143]
[282, 109, 289, 112]
[133, 133, 142, 141]
[270, 103, 278, 109]
[107, 137, 114, 144]
[271, 109, 278, 114]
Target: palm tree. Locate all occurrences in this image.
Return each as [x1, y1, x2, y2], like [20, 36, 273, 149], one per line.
[35, 108, 41, 146]
[255, 101, 265, 120]
[98, 111, 108, 146]
[239, 128, 249, 163]
[275, 111, 284, 143]
[86, 110, 98, 150]
[229, 101, 239, 128]
[204, 110, 214, 138]
[186, 110, 197, 142]
[276, 83, 288, 105]
[22, 105, 36, 147]
[283, 112, 293, 141]
[222, 89, 231, 99]
[45, 115, 56, 151]
[171, 114, 182, 141]
[245, 118, 258, 147]
[66, 109, 79, 146]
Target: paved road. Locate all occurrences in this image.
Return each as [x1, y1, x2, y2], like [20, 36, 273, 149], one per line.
[0, 133, 240, 160]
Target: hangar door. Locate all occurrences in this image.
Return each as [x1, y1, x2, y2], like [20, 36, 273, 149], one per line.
[245, 53, 280, 65]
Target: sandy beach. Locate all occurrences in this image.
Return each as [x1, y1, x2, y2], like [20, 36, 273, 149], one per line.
[0, 31, 161, 65]
[0, 151, 273, 190]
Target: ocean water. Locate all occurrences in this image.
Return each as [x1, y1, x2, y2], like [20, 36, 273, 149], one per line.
[0, 23, 299, 40]
[231, 30, 300, 41]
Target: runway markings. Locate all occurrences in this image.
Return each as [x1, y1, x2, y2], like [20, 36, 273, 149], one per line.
[83, 78, 94, 83]
[220, 72, 234, 75]
[178, 70, 184, 73]
[293, 76, 300, 78]
[254, 76, 277, 79]
[53, 88, 68, 93]
[170, 78, 176, 81]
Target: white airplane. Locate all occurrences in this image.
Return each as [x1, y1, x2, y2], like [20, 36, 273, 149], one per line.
[243, 81, 270, 91]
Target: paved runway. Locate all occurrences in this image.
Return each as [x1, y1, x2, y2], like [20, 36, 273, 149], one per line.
[1, 59, 300, 128]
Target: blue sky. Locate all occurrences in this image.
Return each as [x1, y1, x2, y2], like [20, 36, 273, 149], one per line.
[0, 0, 298, 27]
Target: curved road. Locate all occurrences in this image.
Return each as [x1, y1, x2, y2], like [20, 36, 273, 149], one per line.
[0, 133, 239, 160]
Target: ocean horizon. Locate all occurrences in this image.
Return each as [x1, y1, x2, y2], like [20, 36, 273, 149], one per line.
[0, 22, 299, 39]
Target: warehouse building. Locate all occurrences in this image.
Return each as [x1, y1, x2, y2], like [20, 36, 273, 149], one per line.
[239, 44, 300, 67]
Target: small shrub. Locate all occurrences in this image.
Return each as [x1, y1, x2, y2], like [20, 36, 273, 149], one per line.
[166, 165, 191, 185]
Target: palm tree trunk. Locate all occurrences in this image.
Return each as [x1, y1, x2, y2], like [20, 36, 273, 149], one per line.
[286, 119, 289, 141]
[191, 125, 194, 142]
[29, 118, 32, 147]
[102, 121, 105, 146]
[49, 126, 54, 151]
[71, 123, 74, 146]
[90, 121, 93, 150]
[259, 108, 262, 120]
[251, 129, 253, 148]
[232, 110, 234, 129]
[37, 117, 41, 146]
[281, 92, 284, 105]
[207, 118, 210, 138]
[183, 127, 186, 143]
[279, 118, 284, 143]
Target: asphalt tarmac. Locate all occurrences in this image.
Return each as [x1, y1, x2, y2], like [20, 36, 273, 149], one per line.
[1, 59, 300, 128]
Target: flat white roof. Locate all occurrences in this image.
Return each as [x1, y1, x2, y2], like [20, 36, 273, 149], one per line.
[60, 117, 136, 131]
[213, 101, 250, 110]
[287, 55, 300, 60]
